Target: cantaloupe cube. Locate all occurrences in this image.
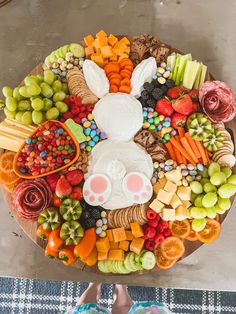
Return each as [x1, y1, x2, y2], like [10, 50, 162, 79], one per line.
[84, 34, 94, 46]
[124, 46, 131, 55]
[96, 236, 110, 253]
[97, 36, 108, 48]
[101, 45, 114, 58]
[108, 34, 118, 47]
[113, 41, 126, 56]
[109, 54, 118, 61]
[118, 54, 129, 62]
[119, 240, 129, 252]
[91, 53, 104, 66]
[108, 249, 124, 261]
[110, 241, 119, 249]
[98, 251, 108, 261]
[130, 222, 144, 238]
[130, 238, 144, 255]
[125, 230, 134, 241]
[112, 228, 127, 242]
[93, 38, 100, 50]
[96, 30, 107, 39]
[106, 230, 114, 242]
[120, 37, 130, 46]
[85, 46, 94, 58]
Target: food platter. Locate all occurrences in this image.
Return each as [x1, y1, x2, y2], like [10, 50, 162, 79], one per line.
[0, 32, 236, 275]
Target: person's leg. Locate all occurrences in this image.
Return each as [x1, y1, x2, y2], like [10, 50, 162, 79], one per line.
[76, 282, 102, 305]
[112, 284, 133, 314]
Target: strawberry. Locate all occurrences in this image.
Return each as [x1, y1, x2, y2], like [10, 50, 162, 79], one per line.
[167, 86, 185, 99]
[70, 186, 83, 201]
[46, 173, 60, 192]
[188, 89, 199, 101]
[155, 98, 174, 116]
[66, 169, 84, 186]
[172, 94, 194, 115]
[192, 102, 199, 113]
[55, 176, 72, 198]
[171, 112, 187, 128]
[52, 193, 62, 207]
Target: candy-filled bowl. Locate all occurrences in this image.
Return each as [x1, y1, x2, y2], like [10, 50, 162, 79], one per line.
[0, 32, 236, 276]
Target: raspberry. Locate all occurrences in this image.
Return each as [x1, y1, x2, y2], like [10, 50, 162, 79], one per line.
[146, 209, 157, 220]
[156, 214, 161, 222]
[142, 224, 148, 233]
[144, 239, 156, 251]
[154, 234, 165, 245]
[69, 95, 77, 103]
[148, 219, 158, 228]
[145, 226, 156, 239]
[162, 229, 172, 238]
[73, 116, 81, 124]
[156, 225, 164, 234]
[63, 112, 73, 120]
[63, 97, 71, 106]
[71, 105, 81, 115]
[159, 220, 169, 230]
[74, 97, 82, 106]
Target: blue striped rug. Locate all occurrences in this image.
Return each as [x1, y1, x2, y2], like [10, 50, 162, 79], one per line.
[0, 277, 236, 314]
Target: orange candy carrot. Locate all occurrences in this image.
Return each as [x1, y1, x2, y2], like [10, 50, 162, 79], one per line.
[180, 137, 199, 163]
[185, 133, 201, 159]
[194, 140, 208, 165]
[165, 142, 176, 161]
[170, 137, 195, 164]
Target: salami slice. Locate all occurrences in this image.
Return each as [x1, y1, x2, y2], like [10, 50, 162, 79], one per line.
[12, 178, 52, 221]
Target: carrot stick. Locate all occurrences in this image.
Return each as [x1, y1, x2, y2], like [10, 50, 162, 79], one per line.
[165, 142, 176, 161]
[177, 127, 185, 138]
[185, 133, 201, 159]
[172, 144, 184, 164]
[194, 140, 208, 165]
[170, 137, 195, 164]
[180, 137, 199, 163]
[205, 148, 210, 164]
[175, 136, 187, 164]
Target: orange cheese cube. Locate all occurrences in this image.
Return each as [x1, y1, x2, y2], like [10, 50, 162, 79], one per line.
[97, 36, 108, 48]
[119, 37, 130, 46]
[106, 230, 114, 242]
[98, 251, 108, 261]
[109, 54, 118, 61]
[108, 249, 124, 261]
[91, 53, 104, 67]
[85, 46, 95, 58]
[96, 30, 107, 39]
[125, 230, 134, 241]
[101, 45, 114, 58]
[84, 34, 94, 46]
[130, 222, 144, 238]
[110, 241, 119, 249]
[119, 240, 129, 252]
[130, 238, 144, 255]
[113, 41, 126, 56]
[108, 34, 118, 47]
[112, 228, 127, 243]
[96, 236, 110, 253]
[124, 46, 131, 55]
[118, 54, 129, 62]
[93, 38, 100, 50]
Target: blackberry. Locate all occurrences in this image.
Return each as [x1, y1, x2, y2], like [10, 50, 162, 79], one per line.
[160, 85, 168, 94]
[83, 217, 96, 229]
[81, 210, 90, 220]
[152, 88, 163, 100]
[143, 82, 154, 92]
[147, 98, 156, 108]
[141, 90, 149, 100]
[165, 79, 175, 88]
[89, 207, 101, 220]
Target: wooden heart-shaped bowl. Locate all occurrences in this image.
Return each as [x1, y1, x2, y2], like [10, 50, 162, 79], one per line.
[1, 36, 236, 275]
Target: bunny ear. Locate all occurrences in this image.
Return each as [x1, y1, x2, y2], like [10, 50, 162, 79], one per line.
[130, 57, 157, 98]
[83, 60, 109, 98]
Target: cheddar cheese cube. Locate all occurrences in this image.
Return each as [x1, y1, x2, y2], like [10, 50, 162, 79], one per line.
[106, 230, 114, 242]
[130, 238, 144, 255]
[113, 41, 126, 56]
[101, 45, 114, 58]
[84, 34, 95, 46]
[119, 240, 129, 252]
[96, 236, 110, 253]
[96, 30, 107, 39]
[125, 230, 134, 241]
[108, 34, 118, 47]
[98, 251, 108, 261]
[110, 241, 119, 249]
[130, 222, 144, 238]
[112, 228, 127, 242]
[108, 249, 124, 261]
[149, 198, 164, 213]
[156, 189, 174, 205]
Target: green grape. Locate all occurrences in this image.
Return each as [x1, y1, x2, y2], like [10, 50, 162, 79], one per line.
[45, 107, 59, 120]
[5, 97, 17, 111]
[200, 178, 210, 186]
[203, 182, 217, 193]
[210, 172, 226, 186]
[52, 80, 62, 92]
[43, 98, 53, 111]
[208, 162, 221, 177]
[44, 69, 55, 85]
[190, 181, 203, 194]
[194, 195, 203, 207]
[215, 204, 226, 215]
[24, 76, 38, 86]
[202, 192, 218, 208]
[217, 197, 231, 210]
[15, 111, 24, 122]
[32, 110, 44, 125]
[227, 174, 236, 185]
[218, 183, 236, 198]
[190, 192, 197, 202]
[18, 100, 31, 111]
[62, 82, 69, 94]
[27, 84, 41, 96]
[31, 98, 44, 111]
[13, 87, 24, 101]
[36, 74, 44, 83]
[2, 86, 13, 97]
[4, 108, 16, 119]
[192, 218, 206, 232]
[221, 167, 232, 179]
[40, 82, 54, 98]
[19, 86, 31, 98]
[206, 206, 217, 219]
[55, 101, 68, 113]
[53, 91, 66, 102]
[200, 167, 209, 178]
[21, 111, 33, 125]
[190, 207, 207, 219]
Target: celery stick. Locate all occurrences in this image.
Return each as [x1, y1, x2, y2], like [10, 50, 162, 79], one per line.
[182, 61, 201, 89]
[172, 54, 181, 82]
[167, 53, 177, 72]
[175, 54, 192, 85]
[198, 64, 207, 88]
[193, 62, 202, 89]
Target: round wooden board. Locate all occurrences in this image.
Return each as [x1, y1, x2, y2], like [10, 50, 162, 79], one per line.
[1, 36, 236, 275]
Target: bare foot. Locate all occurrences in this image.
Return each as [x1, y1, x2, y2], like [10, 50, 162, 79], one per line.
[76, 282, 102, 305]
[112, 284, 133, 314]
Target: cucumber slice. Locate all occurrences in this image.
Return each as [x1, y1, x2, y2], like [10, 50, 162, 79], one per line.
[107, 260, 116, 273]
[198, 64, 207, 89]
[98, 261, 108, 273]
[140, 251, 156, 270]
[69, 43, 85, 58]
[172, 54, 181, 82]
[54, 48, 63, 59]
[182, 60, 201, 89]
[124, 253, 136, 272]
[116, 261, 131, 274]
[167, 53, 176, 72]
[44, 56, 51, 68]
[49, 52, 57, 64]
[193, 62, 202, 89]
[61, 45, 69, 58]
[128, 253, 140, 272]
[176, 54, 192, 85]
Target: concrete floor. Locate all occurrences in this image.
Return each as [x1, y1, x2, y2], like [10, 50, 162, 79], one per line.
[0, 0, 236, 290]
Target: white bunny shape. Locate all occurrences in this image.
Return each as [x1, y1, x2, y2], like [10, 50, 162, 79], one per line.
[82, 57, 157, 210]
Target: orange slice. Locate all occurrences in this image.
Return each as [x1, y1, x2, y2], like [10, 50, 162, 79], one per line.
[155, 247, 177, 270]
[0, 151, 15, 173]
[161, 236, 185, 260]
[3, 183, 15, 193]
[169, 220, 191, 239]
[196, 218, 221, 244]
[0, 169, 20, 185]
[186, 229, 198, 241]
